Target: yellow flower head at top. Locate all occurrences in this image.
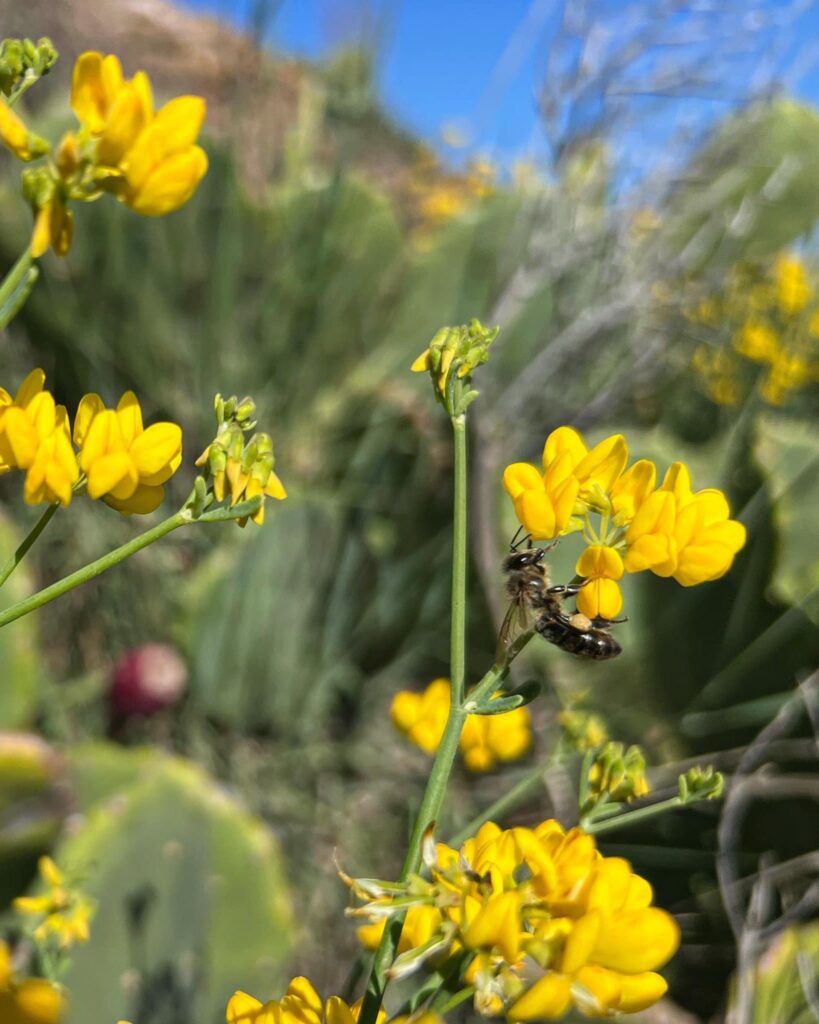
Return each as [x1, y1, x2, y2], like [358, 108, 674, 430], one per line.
[503, 426, 746, 622]
[227, 977, 386, 1024]
[392, 678, 532, 773]
[0, 941, 63, 1024]
[5, 49, 208, 258]
[0, 369, 79, 506]
[13, 855, 94, 950]
[71, 51, 208, 217]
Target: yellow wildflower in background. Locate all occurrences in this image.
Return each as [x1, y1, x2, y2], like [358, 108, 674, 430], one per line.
[685, 251, 819, 408]
[0, 941, 63, 1024]
[74, 391, 182, 514]
[391, 679, 532, 772]
[14, 856, 94, 949]
[227, 976, 386, 1024]
[0, 369, 79, 505]
[774, 254, 811, 315]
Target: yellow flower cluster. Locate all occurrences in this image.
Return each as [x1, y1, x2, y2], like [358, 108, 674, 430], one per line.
[0, 50, 207, 256]
[686, 253, 819, 408]
[0, 941, 63, 1024]
[227, 976, 389, 1024]
[503, 426, 746, 619]
[346, 820, 680, 1020]
[392, 679, 532, 772]
[13, 856, 94, 951]
[407, 151, 496, 242]
[0, 369, 182, 513]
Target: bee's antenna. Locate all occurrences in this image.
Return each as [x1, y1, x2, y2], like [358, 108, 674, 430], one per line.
[509, 525, 525, 551]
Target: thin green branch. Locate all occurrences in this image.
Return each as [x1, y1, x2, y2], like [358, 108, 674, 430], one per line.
[0, 495, 262, 629]
[584, 796, 682, 835]
[0, 246, 34, 329]
[0, 501, 58, 589]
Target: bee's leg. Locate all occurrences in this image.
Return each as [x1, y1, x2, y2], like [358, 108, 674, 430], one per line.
[546, 581, 586, 597]
[590, 616, 629, 628]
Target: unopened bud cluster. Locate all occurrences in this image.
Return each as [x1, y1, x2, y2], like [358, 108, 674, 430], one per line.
[678, 765, 724, 803]
[0, 37, 57, 97]
[195, 393, 286, 526]
[584, 741, 650, 814]
[411, 319, 499, 416]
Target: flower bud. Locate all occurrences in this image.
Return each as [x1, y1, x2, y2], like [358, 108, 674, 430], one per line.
[110, 643, 188, 717]
[678, 764, 724, 803]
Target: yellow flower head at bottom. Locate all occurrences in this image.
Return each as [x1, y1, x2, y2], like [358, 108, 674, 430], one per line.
[0, 941, 64, 1024]
[226, 978, 386, 1024]
[13, 855, 94, 949]
[392, 679, 532, 772]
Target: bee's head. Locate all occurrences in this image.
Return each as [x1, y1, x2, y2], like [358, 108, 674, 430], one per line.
[503, 548, 545, 572]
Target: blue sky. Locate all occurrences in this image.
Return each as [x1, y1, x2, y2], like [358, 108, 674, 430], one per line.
[179, 0, 819, 171]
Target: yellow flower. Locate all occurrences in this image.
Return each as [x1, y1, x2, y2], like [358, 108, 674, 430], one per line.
[71, 51, 208, 218]
[391, 678, 451, 754]
[575, 545, 624, 620]
[0, 97, 49, 161]
[0, 369, 79, 506]
[357, 903, 443, 954]
[504, 427, 629, 542]
[460, 695, 532, 772]
[656, 464, 747, 586]
[774, 254, 811, 315]
[226, 978, 385, 1024]
[31, 196, 73, 259]
[392, 680, 532, 772]
[503, 458, 579, 542]
[542, 427, 628, 507]
[760, 349, 814, 406]
[14, 856, 94, 949]
[622, 490, 677, 576]
[74, 391, 182, 514]
[0, 941, 64, 1024]
[733, 320, 780, 363]
[609, 459, 655, 525]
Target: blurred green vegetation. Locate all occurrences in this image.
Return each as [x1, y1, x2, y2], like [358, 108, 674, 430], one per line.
[0, 43, 817, 1023]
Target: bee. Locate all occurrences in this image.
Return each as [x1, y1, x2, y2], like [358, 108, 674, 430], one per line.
[497, 531, 623, 661]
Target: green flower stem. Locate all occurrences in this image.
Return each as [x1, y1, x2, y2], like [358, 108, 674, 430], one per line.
[0, 501, 57, 589]
[584, 795, 682, 835]
[0, 245, 34, 329]
[450, 414, 468, 706]
[359, 413, 471, 1024]
[0, 496, 262, 629]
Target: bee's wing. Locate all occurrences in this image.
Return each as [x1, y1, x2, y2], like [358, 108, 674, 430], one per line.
[495, 599, 531, 660]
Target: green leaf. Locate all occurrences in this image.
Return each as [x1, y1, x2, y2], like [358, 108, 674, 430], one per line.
[465, 680, 541, 715]
[57, 750, 293, 1024]
[753, 415, 819, 622]
[662, 99, 819, 270]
